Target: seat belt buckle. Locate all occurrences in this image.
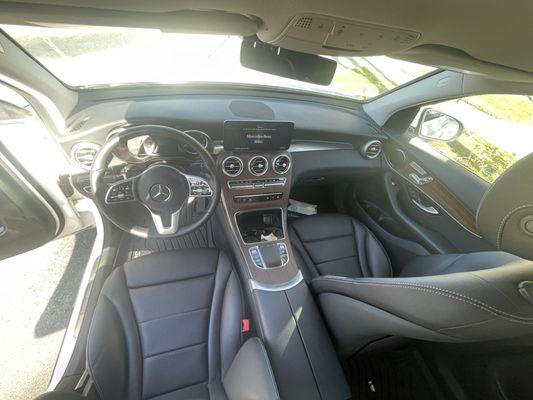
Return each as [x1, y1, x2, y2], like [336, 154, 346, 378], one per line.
[241, 319, 250, 333]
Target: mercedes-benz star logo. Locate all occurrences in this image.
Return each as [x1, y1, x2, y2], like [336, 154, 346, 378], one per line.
[149, 184, 172, 202]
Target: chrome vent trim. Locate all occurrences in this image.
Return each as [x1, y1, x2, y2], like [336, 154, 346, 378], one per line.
[272, 154, 291, 174]
[361, 140, 382, 159]
[249, 155, 268, 176]
[222, 156, 243, 177]
[72, 142, 100, 170]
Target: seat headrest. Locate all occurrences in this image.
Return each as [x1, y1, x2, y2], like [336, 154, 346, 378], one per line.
[477, 151, 533, 260]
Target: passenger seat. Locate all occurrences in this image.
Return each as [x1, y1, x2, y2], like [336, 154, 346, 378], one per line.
[289, 213, 520, 280]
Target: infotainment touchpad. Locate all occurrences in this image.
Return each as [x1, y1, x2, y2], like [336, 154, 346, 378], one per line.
[223, 120, 293, 151]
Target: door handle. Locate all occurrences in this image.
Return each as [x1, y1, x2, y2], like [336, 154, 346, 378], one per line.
[409, 172, 433, 186]
[411, 198, 439, 215]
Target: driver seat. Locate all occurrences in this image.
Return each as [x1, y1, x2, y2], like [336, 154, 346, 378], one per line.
[85, 249, 279, 400]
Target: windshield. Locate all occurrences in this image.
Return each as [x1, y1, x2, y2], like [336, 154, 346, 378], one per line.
[2, 25, 435, 100]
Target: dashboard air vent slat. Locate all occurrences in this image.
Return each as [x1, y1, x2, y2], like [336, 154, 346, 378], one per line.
[273, 155, 291, 174]
[222, 156, 243, 177]
[72, 142, 100, 170]
[361, 140, 382, 159]
[249, 156, 268, 176]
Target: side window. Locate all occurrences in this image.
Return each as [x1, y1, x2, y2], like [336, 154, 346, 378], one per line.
[411, 94, 533, 183]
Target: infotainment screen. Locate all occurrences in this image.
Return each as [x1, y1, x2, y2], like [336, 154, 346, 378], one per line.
[223, 121, 293, 151]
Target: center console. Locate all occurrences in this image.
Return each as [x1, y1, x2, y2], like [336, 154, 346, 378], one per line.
[217, 121, 350, 400]
[217, 120, 302, 290]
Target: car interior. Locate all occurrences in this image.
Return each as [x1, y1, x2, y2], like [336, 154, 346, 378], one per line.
[1, 1, 533, 400]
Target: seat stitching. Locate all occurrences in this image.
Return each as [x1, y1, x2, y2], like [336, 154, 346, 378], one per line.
[365, 224, 393, 277]
[127, 271, 214, 289]
[290, 225, 320, 278]
[144, 341, 206, 360]
[496, 204, 533, 248]
[318, 277, 533, 323]
[302, 233, 353, 244]
[315, 254, 357, 265]
[146, 380, 208, 400]
[351, 219, 367, 277]
[138, 306, 210, 325]
[86, 295, 112, 400]
[256, 338, 281, 400]
[217, 261, 233, 378]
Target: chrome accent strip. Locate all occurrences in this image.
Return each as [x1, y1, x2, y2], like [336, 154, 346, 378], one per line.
[222, 155, 243, 177]
[233, 192, 283, 199]
[249, 271, 304, 292]
[272, 154, 291, 175]
[227, 177, 286, 190]
[248, 155, 268, 176]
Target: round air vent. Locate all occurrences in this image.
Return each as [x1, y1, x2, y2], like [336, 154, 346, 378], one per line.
[249, 156, 268, 176]
[222, 156, 243, 177]
[272, 154, 291, 174]
[361, 140, 382, 159]
[72, 142, 100, 170]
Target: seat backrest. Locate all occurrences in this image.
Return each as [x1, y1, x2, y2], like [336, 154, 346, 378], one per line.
[86, 249, 243, 400]
[289, 214, 392, 281]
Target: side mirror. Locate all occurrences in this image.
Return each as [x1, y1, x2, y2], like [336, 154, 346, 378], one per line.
[416, 108, 463, 142]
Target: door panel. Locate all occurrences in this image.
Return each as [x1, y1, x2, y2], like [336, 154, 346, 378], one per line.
[379, 137, 493, 254]
[384, 141, 479, 236]
[0, 148, 60, 261]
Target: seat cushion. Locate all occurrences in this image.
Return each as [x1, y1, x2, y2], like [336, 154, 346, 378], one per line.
[87, 249, 243, 400]
[289, 213, 392, 280]
[399, 251, 522, 277]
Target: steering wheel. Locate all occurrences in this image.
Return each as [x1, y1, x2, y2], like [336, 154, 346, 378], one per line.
[90, 125, 220, 238]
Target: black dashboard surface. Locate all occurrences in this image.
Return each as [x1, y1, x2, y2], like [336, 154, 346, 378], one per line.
[65, 95, 385, 142]
[63, 94, 387, 185]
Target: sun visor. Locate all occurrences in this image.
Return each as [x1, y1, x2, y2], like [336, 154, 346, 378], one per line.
[392, 44, 533, 83]
[0, 4, 262, 36]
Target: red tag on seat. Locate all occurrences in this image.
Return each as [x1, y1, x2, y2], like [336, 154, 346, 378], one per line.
[241, 319, 250, 333]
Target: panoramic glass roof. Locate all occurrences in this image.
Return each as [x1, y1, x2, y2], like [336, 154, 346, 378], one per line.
[2, 25, 436, 100]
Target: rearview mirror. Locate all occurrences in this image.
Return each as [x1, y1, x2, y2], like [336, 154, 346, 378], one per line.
[416, 108, 463, 142]
[240, 37, 337, 86]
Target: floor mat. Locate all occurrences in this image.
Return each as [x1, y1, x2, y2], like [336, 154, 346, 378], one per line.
[128, 200, 214, 260]
[349, 348, 442, 400]
[128, 220, 213, 259]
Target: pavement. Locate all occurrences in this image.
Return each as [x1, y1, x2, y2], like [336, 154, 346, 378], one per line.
[0, 229, 95, 400]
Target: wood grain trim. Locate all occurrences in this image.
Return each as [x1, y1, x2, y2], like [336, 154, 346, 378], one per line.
[384, 142, 481, 236]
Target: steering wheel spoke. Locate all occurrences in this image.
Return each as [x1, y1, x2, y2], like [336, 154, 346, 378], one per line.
[183, 173, 214, 197]
[105, 177, 137, 204]
[149, 207, 182, 235]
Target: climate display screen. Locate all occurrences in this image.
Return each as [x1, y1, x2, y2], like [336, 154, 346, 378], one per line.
[223, 121, 293, 151]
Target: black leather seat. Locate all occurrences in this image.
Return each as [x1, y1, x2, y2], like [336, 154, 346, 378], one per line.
[290, 213, 533, 357]
[289, 213, 520, 280]
[289, 213, 393, 281]
[86, 249, 278, 400]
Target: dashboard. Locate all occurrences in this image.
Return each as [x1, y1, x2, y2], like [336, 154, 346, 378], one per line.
[64, 95, 388, 197]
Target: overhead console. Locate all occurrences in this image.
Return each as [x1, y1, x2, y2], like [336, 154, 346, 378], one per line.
[266, 13, 420, 56]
